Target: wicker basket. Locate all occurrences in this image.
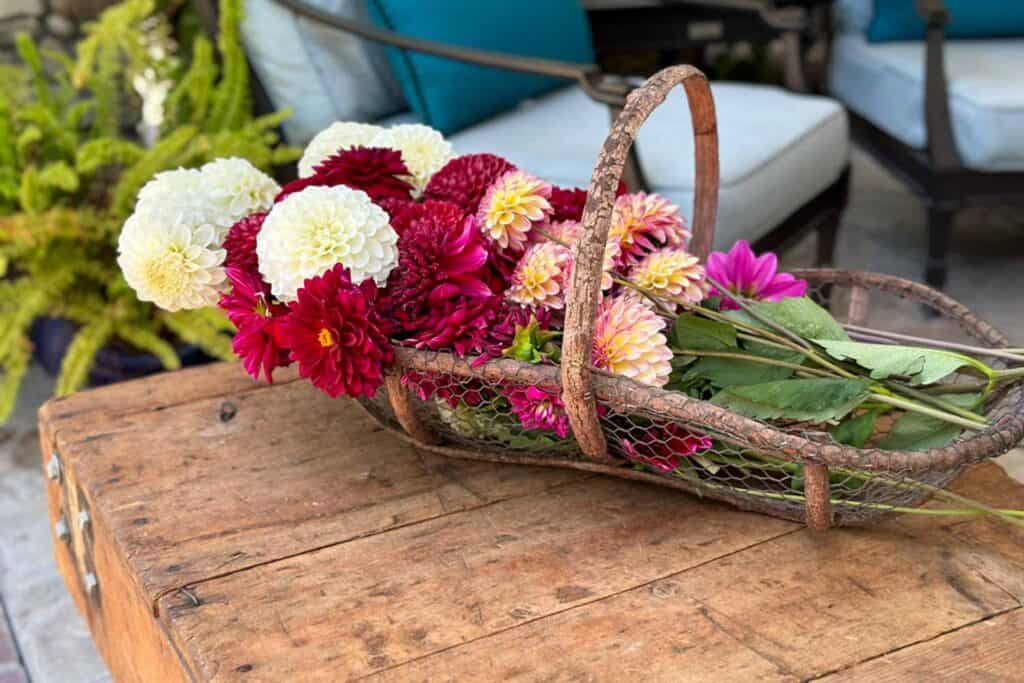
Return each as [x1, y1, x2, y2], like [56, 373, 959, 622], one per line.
[359, 66, 1024, 530]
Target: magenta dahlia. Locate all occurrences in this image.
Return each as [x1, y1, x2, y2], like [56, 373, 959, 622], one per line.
[620, 423, 713, 473]
[402, 371, 487, 409]
[423, 153, 516, 212]
[222, 212, 266, 275]
[705, 240, 807, 310]
[280, 264, 394, 398]
[507, 385, 571, 438]
[276, 146, 414, 204]
[405, 294, 500, 356]
[218, 267, 290, 383]
[473, 301, 555, 366]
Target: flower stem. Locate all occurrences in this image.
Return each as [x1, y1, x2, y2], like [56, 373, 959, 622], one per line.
[671, 348, 835, 378]
[869, 393, 987, 430]
[703, 274, 813, 350]
[994, 366, 1024, 382]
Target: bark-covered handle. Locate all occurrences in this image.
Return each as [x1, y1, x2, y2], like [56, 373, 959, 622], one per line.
[561, 66, 720, 462]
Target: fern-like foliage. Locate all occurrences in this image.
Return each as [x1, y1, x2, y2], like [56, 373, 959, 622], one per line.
[56, 318, 116, 396]
[159, 310, 236, 361]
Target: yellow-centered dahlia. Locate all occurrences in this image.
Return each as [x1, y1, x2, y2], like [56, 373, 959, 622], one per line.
[543, 220, 618, 291]
[609, 192, 690, 264]
[592, 295, 673, 387]
[628, 247, 709, 308]
[477, 171, 552, 251]
[509, 241, 572, 310]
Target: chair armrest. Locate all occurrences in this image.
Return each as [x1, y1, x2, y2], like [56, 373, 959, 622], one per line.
[914, 0, 962, 171]
[268, 0, 631, 106]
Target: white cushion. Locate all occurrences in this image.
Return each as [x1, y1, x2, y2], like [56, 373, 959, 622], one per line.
[834, 0, 873, 34]
[429, 84, 848, 250]
[241, 0, 406, 144]
[829, 34, 1024, 171]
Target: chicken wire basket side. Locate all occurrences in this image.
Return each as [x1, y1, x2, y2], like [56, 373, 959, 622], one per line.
[359, 66, 1024, 530]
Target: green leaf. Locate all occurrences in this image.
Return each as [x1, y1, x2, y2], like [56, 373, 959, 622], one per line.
[683, 357, 795, 387]
[727, 296, 849, 341]
[711, 378, 870, 423]
[813, 339, 989, 385]
[876, 393, 980, 451]
[674, 314, 737, 351]
[830, 411, 877, 448]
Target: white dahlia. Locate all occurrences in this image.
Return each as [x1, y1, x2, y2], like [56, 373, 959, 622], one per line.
[374, 124, 454, 194]
[256, 185, 398, 301]
[134, 168, 211, 226]
[117, 212, 227, 312]
[199, 157, 279, 234]
[298, 121, 383, 177]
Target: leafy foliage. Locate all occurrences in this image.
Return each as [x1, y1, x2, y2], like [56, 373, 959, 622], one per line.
[711, 378, 871, 423]
[727, 296, 850, 342]
[813, 340, 989, 385]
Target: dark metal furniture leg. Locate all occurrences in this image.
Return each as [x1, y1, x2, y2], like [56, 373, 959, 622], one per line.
[925, 204, 954, 290]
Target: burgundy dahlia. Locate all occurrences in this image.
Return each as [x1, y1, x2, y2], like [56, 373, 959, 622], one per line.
[423, 153, 516, 212]
[281, 264, 394, 398]
[276, 146, 414, 204]
[218, 267, 290, 383]
[222, 212, 267, 275]
[402, 371, 487, 408]
[549, 182, 629, 222]
[405, 294, 500, 356]
[620, 423, 713, 473]
[474, 301, 555, 366]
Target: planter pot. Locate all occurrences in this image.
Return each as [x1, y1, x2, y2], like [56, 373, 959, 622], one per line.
[30, 317, 213, 387]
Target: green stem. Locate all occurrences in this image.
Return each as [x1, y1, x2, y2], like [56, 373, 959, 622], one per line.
[671, 348, 835, 378]
[869, 393, 987, 430]
[994, 366, 1024, 382]
[703, 274, 813, 350]
[878, 379, 986, 424]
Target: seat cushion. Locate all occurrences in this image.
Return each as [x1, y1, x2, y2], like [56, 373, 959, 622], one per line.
[394, 84, 848, 250]
[830, 34, 1024, 171]
[867, 1, 1024, 42]
[241, 0, 406, 144]
[366, 0, 594, 136]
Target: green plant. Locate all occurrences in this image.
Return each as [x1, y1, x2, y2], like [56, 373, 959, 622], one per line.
[0, 0, 300, 422]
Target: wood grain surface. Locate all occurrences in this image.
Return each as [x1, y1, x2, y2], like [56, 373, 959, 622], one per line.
[40, 363, 1024, 682]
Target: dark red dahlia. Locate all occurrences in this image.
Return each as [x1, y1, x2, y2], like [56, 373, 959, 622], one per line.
[473, 301, 555, 366]
[549, 182, 630, 222]
[402, 371, 487, 408]
[218, 267, 290, 383]
[405, 294, 500, 356]
[280, 264, 394, 398]
[383, 202, 493, 329]
[423, 153, 516, 212]
[620, 423, 713, 472]
[375, 196, 414, 224]
[276, 146, 414, 204]
[222, 212, 267, 275]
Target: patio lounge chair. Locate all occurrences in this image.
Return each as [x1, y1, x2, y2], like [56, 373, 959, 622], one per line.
[199, 0, 851, 259]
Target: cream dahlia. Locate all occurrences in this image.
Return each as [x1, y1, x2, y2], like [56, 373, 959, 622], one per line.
[199, 157, 279, 236]
[477, 171, 552, 252]
[298, 121, 383, 177]
[627, 247, 709, 308]
[592, 295, 673, 387]
[256, 185, 398, 301]
[508, 241, 572, 310]
[610, 192, 690, 264]
[374, 124, 454, 194]
[117, 211, 226, 311]
[134, 168, 218, 230]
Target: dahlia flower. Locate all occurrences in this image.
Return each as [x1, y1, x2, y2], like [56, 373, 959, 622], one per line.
[508, 241, 572, 310]
[222, 212, 266, 275]
[542, 220, 618, 291]
[374, 124, 454, 194]
[705, 240, 807, 310]
[474, 302, 554, 366]
[384, 202, 492, 328]
[281, 264, 393, 398]
[549, 181, 628, 222]
[134, 169, 220, 233]
[507, 385, 571, 438]
[592, 295, 673, 387]
[405, 294, 499, 356]
[256, 185, 398, 301]
[218, 267, 290, 383]
[298, 121, 383, 177]
[424, 153, 516, 212]
[477, 171, 552, 252]
[627, 247, 709, 308]
[621, 423, 713, 473]
[199, 157, 280, 235]
[117, 211, 226, 311]
[610, 192, 690, 264]
[402, 371, 487, 409]
[276, 147, 413, 204]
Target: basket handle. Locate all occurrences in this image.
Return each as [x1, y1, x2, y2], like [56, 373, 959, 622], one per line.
[561, 66, 720, 462]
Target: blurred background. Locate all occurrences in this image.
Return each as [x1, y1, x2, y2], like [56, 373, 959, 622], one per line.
[1, 0, 1022, 680]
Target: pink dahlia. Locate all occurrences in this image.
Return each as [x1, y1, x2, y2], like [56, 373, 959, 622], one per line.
[621, 423, 713, 473]
[218, 267, 290, 383]
[477, 170, 552, 252]
[222, 212, 266, 275]
[541, 220, 619, 291]
[610, 192, 690, 264]
[508, 241, 573, 310]
[405, 294, 500, 356]
[402, 371, 487, 409]
[384, 202, 492, 330]
[276, 146, 414, 204]
[705, 240, 807, 310]
[627, 247, 709, 309]
[507, 385, 571, 438]
[592, 295, 673, 387]
[281, 264, 394, 398]
[423, 153, 516, 212]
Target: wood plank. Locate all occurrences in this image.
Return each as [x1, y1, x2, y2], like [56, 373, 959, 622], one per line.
[818, 607, 1024, 682]
[157, 477, 797, 681]
[46, 380, 583, 608]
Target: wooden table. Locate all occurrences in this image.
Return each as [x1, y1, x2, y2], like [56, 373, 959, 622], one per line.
[40, 363, 1024, 682]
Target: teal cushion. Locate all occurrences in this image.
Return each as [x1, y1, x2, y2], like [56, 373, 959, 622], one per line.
[867, 0, 1024, 42]
[366, 0, 594, 135]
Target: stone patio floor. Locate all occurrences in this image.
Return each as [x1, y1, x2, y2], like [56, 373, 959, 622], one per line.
[0, 148, 1022, 682]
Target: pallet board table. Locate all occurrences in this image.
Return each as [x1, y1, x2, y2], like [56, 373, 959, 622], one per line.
[40, 363, 1024, 682]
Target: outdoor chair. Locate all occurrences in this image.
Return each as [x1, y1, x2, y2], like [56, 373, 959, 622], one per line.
[205, 0, 851, 258]
[829, 0, 1024, 290]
